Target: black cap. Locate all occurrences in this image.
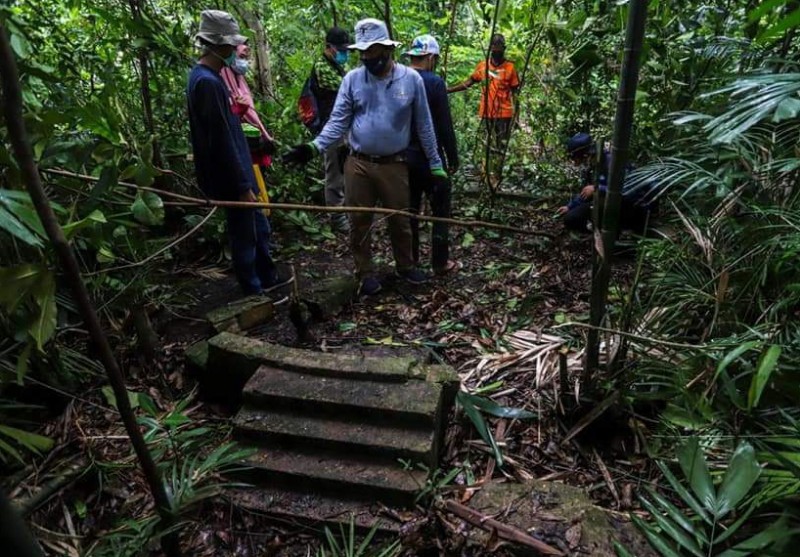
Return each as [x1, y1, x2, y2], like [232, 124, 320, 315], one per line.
[491, 33, 506, 47]
[326, 27, 350, 48]
[566, 132, 595, 158]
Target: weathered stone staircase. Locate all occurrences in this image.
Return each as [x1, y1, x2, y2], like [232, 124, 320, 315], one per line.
[188, 331, 458, 531]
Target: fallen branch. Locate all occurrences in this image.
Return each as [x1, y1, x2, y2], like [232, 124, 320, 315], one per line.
[441, 499, 565, 556]
[553, 321, 708, 351]
[41, 168, 554, 238]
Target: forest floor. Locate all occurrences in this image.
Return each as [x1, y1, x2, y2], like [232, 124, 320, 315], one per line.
[14, 188, 655, 556]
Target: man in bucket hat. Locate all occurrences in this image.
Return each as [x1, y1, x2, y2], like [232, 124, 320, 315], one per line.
[187, 10, 290, 295]
[283, 19, 447, 296]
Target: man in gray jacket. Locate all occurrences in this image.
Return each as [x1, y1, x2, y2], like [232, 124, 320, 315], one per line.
[284, 18, 447, 296]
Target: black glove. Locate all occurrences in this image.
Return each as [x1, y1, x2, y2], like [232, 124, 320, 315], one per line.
[260, 137, 276, 156]
[282, 143, 315, 166]
[431, 168, 451, 196]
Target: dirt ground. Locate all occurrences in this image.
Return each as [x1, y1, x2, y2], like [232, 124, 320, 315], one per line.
[14, 190, 652, 556]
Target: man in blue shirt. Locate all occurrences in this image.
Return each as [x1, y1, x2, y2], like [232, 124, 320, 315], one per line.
[283, 19, 447, 296]
[406, 34, 460, 276]
[558, 133, 657, 233]
[187, 10, 289, 295]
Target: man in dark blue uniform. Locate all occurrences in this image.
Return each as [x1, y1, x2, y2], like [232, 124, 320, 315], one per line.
[187, 10, 289, 295]
[558, 133, 657, 234]
[406, 34, 460, 275]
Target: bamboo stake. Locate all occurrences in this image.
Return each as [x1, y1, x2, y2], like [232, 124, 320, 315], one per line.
[585, 0, 648, 381]
[40, 168, 554, 238]
[0, 25, 181, 557]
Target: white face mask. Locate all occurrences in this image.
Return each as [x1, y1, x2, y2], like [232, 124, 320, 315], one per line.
[232, 58, 250, 75]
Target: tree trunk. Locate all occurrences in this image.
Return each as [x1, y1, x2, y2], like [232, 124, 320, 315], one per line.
[441, 0, 459, 80]
[0, 24, 180, 557]
[585, 0, 648, 379]
[0, 490, 44, 557]
[128, 0, 162, 169]
[384, 0, 394, 40]
[236, 6, 275, 99]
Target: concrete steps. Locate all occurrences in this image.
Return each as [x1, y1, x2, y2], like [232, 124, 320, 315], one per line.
[191, 332, 459, 532]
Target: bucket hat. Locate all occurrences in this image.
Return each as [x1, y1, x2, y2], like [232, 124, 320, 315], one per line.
[349, 19, 400, 51]
[566, 132, 596, 158]
[406, 34, 440, 57]
[195, 10, 246, 47]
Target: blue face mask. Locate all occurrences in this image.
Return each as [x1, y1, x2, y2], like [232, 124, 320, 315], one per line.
[334, 50, 348, 65]
[233, 58, 250, 75]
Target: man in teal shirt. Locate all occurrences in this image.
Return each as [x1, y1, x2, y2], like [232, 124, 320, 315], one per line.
[284, 18, 447, 295]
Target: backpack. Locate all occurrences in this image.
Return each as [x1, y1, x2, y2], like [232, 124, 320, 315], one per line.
[297, 69, 321, 134]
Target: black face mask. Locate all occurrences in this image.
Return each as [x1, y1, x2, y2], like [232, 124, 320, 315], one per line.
[491, 51, 505, 65]
[362, 54, 390, 76]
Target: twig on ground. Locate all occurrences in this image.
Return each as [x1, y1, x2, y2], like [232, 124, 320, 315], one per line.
[441, 499, 565, 556]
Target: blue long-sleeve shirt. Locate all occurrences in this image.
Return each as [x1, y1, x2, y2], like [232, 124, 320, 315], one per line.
[187, 64, 256, 200]
[407, 69, 458, 170]
[312, 63, 443, 170]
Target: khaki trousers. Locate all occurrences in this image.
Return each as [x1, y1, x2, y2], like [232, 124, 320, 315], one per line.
[344, 156, 414, 277]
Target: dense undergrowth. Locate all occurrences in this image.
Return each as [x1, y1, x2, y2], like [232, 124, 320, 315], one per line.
[2, 0, 800, 555]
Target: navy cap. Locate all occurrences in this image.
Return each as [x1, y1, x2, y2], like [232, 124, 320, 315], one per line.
[566, 132, 595, 158]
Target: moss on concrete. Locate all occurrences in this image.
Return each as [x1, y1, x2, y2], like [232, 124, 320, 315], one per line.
[206, 295, 274, 333]
[468, 481, 655, 556]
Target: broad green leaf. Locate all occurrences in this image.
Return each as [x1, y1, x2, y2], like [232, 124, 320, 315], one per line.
[715, 443, 761, 518]
[102, 386, 140, 411]
[748, 345, 781, 410]
[613, 541, 636, 557]
[0, 424, 54, 454]
[0, 191, 43, 247]
[16, 341, 33, 384]
[772, 97, 800, 122]
[637, 494, 704, 557]
[461, 232, 475, 248]
[131, 191, 164, 226]
[631, 514, 683, 557]
[717, 516, 796, 557]
[28, 270, 57, 350]
[677, 438, 715, 512]
[645, 487, 709, 544]
[757, 8, 800, 44]
[457, 391, 503, 467]
[460, 392, 536, 419]
[748, 0, 790, 22]
[0, 264, 44, 311]
[62, 209, 107, 239]
[9, 32, 31, 58]
[714, 341, 759, 383]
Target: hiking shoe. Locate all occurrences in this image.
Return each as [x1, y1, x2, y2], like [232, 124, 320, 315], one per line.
[359, 276, 382, 296]
[395, 267, 428, 285]
[261, 271, 294, 293]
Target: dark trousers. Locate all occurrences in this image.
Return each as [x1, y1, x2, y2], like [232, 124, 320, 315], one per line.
[409, 162, 451, 270]
[226, 205, 278, 295]
[563, 199, 652, 234]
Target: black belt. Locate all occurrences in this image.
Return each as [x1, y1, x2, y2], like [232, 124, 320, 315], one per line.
[349, 150, 406, 164]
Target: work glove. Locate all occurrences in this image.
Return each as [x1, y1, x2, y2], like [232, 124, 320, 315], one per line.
[431, 167, 451, 196]
[260, 137, 277, 156]
[282, 143, 316, 166]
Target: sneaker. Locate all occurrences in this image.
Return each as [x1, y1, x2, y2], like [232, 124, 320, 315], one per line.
[359, 276, 382, 296]
[261, 271, 294, 293]
[395, 267, 428, 285]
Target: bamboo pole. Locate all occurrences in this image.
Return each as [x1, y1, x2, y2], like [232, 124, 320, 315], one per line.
[585, 0, 648, 380]
[40, 168, 555, 238]
[482, 0, 502, 197]
[0, 25, 181, 557]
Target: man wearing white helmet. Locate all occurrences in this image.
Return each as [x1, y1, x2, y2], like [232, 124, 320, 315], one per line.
[406, 34, 460, 276]
[283, 19, 446, 296]
[187, 10, 290, 295]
